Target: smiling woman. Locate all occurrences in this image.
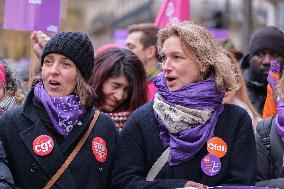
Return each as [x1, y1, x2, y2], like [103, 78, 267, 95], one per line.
[101, 75, 129, 112]
[0, 32, 118, 189]
[89, 47, 147, 130]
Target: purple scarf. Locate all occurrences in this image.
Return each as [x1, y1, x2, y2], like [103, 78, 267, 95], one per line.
[153, 73, 224, 165]
[276, 99, 284, 142]
[34, 82, 85, 137]
[267, 59, 280, 89]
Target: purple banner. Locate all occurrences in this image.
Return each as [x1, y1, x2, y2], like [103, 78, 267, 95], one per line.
[3, 0, 61, 33]
[113, 29, 128, 47]
[208, 28, 230, 41]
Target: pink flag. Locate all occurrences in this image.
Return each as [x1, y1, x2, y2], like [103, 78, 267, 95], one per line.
[155, 0, 190, 29]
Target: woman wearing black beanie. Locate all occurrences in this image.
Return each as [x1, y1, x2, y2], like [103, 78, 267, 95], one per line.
[0, 32, 117, 189]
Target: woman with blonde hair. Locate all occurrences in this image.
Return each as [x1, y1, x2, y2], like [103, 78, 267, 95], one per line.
[112, 21, 256, 189]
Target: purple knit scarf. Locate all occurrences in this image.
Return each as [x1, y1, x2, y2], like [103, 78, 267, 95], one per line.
[34, 82, 85, 137]
[153, 73, 224, 165]
[276, 99, 284, 142]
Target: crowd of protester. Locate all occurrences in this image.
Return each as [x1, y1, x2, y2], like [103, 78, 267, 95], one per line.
[0, 21, 284, 189]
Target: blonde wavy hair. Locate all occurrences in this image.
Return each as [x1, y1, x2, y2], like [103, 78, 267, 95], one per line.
[157, 21, 238, 92]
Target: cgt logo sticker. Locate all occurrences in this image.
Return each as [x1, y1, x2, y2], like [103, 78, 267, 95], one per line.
[33, 135, 54, 156]
[92, 137, 108, 163]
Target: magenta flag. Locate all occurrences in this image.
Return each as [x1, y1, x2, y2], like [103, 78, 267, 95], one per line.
[155, 0, 190, 29]
[3, 0, 61, 33]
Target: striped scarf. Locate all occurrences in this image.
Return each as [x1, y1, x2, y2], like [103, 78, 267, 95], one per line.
[0, 95, 19, 115]
[108, 111, 130, 131]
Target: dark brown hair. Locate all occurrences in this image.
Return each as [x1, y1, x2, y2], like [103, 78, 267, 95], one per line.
[128, 23, 159, 60]
[89, 48, 147, 112]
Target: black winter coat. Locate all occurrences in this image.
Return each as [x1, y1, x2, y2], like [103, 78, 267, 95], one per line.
[0, 90, 118, 189]
[111, 102, 257, 189]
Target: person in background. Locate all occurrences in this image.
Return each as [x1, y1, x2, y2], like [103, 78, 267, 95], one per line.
[89, 47, 147, 130]
[240, 26, 284, 116]
[223, 52, 261, 129]
[255, 68, 284, 188]
[0, 32, 117, 188]
[0, 59, 25, 116]
[126, 23, 160, 100]
[112, 21, 256, 189]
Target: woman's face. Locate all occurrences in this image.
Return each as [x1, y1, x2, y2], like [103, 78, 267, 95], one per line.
[101, 75, 129, 112]
[42, 53, 77, 97]
[160, 35, 202, 91]
[0, 84, 5, 101]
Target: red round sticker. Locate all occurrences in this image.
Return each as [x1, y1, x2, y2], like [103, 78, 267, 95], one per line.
[33, 135, 54, 156]
[207, 137, 227, 158]
[92, 137, 108, 162]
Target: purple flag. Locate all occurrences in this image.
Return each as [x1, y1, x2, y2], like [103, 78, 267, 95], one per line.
[208, 28, 230, 41]
[113, 29, 128, 47]
[3, 0, 61, 33]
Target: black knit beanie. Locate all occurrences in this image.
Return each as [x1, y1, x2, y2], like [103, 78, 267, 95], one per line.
[249, 26, 284, 58]
[41, 32, 95, 80]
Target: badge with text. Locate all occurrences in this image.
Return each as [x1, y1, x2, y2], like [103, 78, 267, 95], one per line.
[201, 154, 221, 176]
[92, 137, 108, 163]
[33, 135, 54, 156]
[207, 137, 227, 158]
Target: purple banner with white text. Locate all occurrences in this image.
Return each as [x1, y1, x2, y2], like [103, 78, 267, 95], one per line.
[3, 0, 61, 33]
